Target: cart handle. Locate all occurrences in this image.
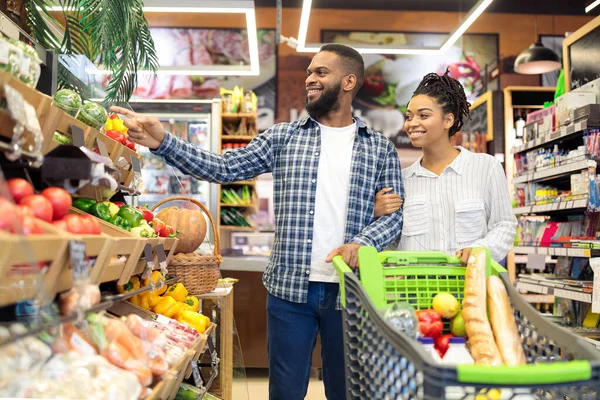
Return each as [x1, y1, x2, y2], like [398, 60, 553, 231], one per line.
[457, 360, 591, 385]
[333, 255, 353, 307]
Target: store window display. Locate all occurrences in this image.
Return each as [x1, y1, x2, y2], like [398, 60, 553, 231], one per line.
[111, 44, 403, 400]
[375, 71, 517, 263]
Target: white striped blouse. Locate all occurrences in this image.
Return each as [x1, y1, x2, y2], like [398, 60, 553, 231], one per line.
[398, 147, 517, 262]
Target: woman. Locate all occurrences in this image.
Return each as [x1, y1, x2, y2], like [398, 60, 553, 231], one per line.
[375, 71, 516, 263]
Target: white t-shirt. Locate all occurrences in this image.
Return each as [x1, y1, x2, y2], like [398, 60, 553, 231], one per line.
[309, 121, 356, 282]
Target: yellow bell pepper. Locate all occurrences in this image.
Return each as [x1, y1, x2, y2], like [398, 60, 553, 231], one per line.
[117, 276, 140, 294]
[147, 291, 160, 308]
[184, 296, 200, 312]
[138, 292, 151, 310]
[129, 294, 141, 306]
[113, 119, 128, 134]
[177, 311, 208, 334]
[142, 271, 167, 295]
[105, 119, 114, 131]
[173, 302, 192, 320]
[164, 283, 188, 302]
[153, 296, 179, 318]
[102, 201, 120, 217]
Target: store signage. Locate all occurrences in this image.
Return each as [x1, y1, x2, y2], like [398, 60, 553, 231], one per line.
[71, 125, 86, 147]
[131, 156, 142, 174]
[70, 240, 88, 282]
[142, 243, 155, 280]
[96, 139, 109, 158]
[155, 244, 168, 277]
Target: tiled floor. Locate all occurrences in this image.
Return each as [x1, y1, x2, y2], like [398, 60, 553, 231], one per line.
[232, 369, 327, 400]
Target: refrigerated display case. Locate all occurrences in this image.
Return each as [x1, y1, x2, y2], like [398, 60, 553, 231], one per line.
[129, 100, 221, 229]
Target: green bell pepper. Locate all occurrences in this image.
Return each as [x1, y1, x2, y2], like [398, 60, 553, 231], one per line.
[109, 215, 132, 231]
[89, 202, 111, 221]
[73, 197, 96, 212]
[116, 205, 144, 228]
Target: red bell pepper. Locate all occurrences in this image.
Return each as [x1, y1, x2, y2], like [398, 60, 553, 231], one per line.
[416, 309, 443, 338]
[105, 130, 127, 145]
[161, 224, 178, 238]
[434, 334, 454, 357]
[151, 218, 166, 237]
[113, 202, 126, 208]
[135, 205, 154, 223]
[109, 113, 119, 120]
[125, 139, 136, 151]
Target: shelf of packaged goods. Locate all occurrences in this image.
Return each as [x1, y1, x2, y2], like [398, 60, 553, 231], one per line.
[521, 294, 556, 304]
[220, 225, 255, 231]
[515, 279, 592, 303]
[513, 197, 589, 215]
[222, 113, 257, 120]
[139, 193, 207, 203]
[512, 159, 594, 184]
[513, 246, 594, 257]
[221, 135, 256, 141]
[513, 119, 599, 154]
[514, 255, 556, 264]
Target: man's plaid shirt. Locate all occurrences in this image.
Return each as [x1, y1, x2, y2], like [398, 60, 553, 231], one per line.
[152, 116, 404, 304]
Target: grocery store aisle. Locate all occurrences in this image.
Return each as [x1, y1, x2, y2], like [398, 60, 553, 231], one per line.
[232, 369, 327, 400]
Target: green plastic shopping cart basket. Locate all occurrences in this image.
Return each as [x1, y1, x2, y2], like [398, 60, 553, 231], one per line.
[333, 247, 600, 400]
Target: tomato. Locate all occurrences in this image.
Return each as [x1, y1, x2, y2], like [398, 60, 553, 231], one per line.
[0, 200, 16, 232]
[20, 195, 53, 223]
[7, 178, 34, 204]
[63, 214, 87, 234]
[53, 219, 68, 231]
[434, 334, 454, 358]
[80, 214, 101, 234]
[21, 216, 43, 235]
[41, 187, 72, 221]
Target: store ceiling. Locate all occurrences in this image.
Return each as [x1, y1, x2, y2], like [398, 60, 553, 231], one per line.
[254, 0, 594, 15]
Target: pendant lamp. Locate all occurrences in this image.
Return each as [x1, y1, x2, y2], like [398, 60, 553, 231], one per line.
[514, 15, 561, 75]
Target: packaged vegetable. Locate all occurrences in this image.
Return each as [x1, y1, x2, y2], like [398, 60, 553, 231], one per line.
[77, 101, 108, 129]
[53, 89, 82, 116]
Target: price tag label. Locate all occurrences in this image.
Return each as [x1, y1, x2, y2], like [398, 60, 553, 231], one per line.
[556, 248, 567, 256]
[96, 139, 109, 158]
[538, 247, 548, 255]
[70, 240, 88, 282]
[551, 203, 559, 211]
[559, 202, 567, 210]
[142, 243, 154, 279]
[567, 201, 574, 209]
[191, 360, 203, 388]
[548, 248, 556, 256]
[155, 244, 168, 276]
[71, 124, 86, 147]
[131, 156, 142, 173]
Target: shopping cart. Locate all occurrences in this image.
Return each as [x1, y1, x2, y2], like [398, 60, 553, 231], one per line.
[332, 247, 600, 400]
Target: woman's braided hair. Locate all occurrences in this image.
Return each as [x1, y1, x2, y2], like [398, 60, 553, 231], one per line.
[412, 69, 472, 137]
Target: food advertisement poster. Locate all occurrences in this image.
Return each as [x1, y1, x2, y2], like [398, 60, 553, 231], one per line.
[320, 31, 499, 148]
[98, 28, 277, 131]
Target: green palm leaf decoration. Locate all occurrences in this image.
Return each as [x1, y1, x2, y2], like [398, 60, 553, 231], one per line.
[25, 0, 159, 102]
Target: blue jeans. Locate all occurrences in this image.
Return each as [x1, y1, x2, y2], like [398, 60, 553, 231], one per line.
[267, 282, 346, 400]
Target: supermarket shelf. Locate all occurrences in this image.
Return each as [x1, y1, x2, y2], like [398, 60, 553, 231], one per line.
[511, 159, 593, 184]
[220, 203, 256, 208]
[221, 135, 256, 140]
[521, 294, 556, 304]
[513, 105, 546, 110]
[514, 255, 556, 264]
[512, 119, 599, 154]
[513, 197, 589, 215]
[516, 280, 592, 303]
[513, 246, 594, 257]
[220, 225, 256, 231]
[139, 193, 207, 203]
[222, 113, 257, 119]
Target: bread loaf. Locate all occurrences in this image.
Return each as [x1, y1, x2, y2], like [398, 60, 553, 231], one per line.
[487, 275, 527, 366]
[461, 249, 504, 366]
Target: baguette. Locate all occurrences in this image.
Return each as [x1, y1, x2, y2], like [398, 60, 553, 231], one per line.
[487, 275, 527, 366]
[461, 248, 504, 366]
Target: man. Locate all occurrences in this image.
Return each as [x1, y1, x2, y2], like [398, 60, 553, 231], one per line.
[113, 43, 403, 400]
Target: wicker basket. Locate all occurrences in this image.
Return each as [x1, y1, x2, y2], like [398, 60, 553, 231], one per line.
[151, 196, 222, 295]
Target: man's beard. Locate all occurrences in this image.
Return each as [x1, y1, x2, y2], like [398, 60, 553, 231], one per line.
[305, 82, 341, 119]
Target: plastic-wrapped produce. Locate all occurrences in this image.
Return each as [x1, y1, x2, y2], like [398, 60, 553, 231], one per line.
[382, 301, 419, 339]
[53, 89, 83, 117]
[77, 101, 108, 129]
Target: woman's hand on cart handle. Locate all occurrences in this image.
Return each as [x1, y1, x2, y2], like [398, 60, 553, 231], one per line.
[456, 248, 473, 265]
[109, 106, 166, 150]
[326, 243, 362, 269]
[374, 188, 402, 218]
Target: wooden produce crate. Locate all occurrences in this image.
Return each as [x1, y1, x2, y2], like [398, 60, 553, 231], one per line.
[0, 70, 55, 153]
[69, 207, 145, 285]
[87, 129, 142, 188]
[166, 348, 197, 400]
[43, 108, 96, 154]
[0, 220, 69, 307]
